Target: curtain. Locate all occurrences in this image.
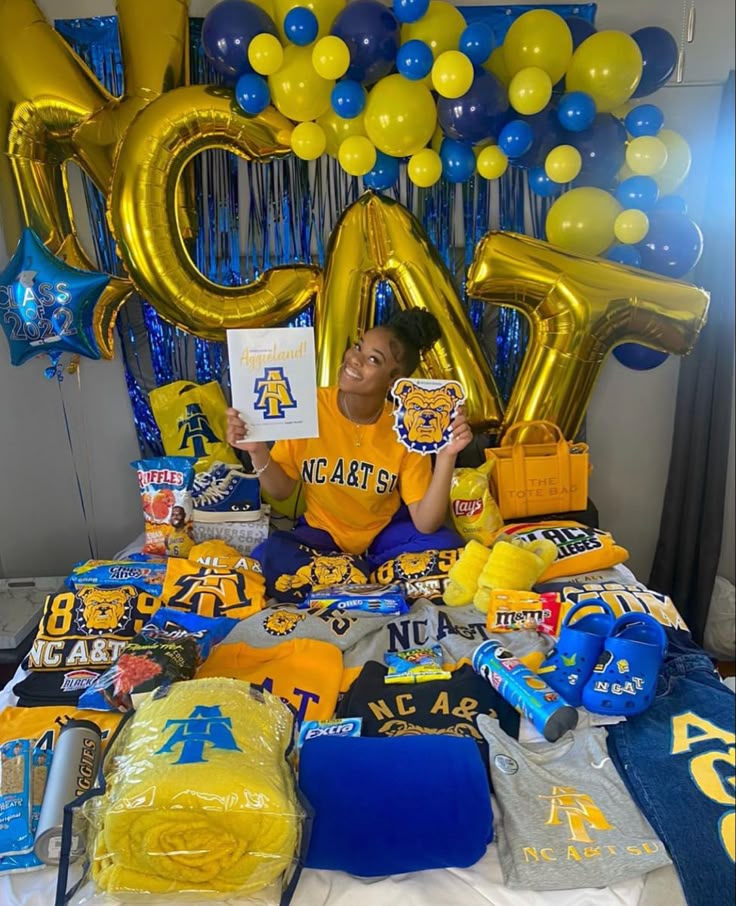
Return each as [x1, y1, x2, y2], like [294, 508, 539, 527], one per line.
[649, 72, 736, 644]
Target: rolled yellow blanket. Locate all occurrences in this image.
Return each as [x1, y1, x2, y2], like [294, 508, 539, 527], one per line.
[88, 678, 302, 898]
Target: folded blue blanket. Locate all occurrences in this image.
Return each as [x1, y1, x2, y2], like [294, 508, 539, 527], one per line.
[299, 735, 493, 876]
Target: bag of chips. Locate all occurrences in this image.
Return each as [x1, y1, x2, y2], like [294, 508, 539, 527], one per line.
[149, 380, 241, 472]
[132, 456, 196, 557]
[450, 460, 503, 545]
[78, 608, 237, 712]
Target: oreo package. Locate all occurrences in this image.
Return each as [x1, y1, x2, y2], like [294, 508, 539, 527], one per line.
[302, 583, 408, 615]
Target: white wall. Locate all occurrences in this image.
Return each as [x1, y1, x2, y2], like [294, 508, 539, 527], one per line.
[1, 0, 733, 583]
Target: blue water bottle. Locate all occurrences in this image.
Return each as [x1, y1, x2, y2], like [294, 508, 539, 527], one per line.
[472, 640, 578, 742]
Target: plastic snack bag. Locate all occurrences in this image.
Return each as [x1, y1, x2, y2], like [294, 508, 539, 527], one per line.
[450, 460, 503, 545]
[384, 645, 451, 684]
[132, 456, 196, 557]
[303, 583, 408, 615]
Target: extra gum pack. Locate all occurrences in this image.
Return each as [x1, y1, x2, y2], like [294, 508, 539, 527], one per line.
[486, 590, 562, 636]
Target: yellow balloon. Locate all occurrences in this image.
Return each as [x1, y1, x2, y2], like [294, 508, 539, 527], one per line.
[626, 135, 668, 175]
[338, 135, 376, 176]
[466, 231, 709, 439]
[268, 45, 334, 122]
[273, 0, 346, 42]
[508, 66, 552, 115]
[316, 107, 366, 157]
[653, 129, 692, 194]
[109, 87, 321, 341]
[312, 36, 350, 80]
[545, 187, 622, 256]
[476, 145, 508, 180]
[364, 74, 437, 157]
[401, 1, 467, 59]
[430, 126, 444, 154]
[545, 145, 582, 183]
[484, 47, 510, 87]
[408, 148, 442, 187]
[316, 193, 503, 431]
[614, 209, 649, 244]
[566, 31, 643, 113]
[291, 121, 326, 160]
[248, 33, 284, 76]
[503, 10, 572, 83]
[431, 51, 474, 99]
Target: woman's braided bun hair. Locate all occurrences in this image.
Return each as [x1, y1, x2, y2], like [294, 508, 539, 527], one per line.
[386, 310, 442, 374]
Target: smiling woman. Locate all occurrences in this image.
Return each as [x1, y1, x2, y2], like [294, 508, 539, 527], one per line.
[225, 311, 471, 573]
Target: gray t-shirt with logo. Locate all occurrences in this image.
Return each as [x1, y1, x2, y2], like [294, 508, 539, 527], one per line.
[478, 716, 671, 890]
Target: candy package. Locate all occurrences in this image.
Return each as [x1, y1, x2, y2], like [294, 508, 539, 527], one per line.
[297, 717, 362, 752]
[67, 559, 168, 597]
[302, 583, 408, 615]
[384, 645, 451, 684]
[450, 460, 503, 545]
[131, 456, 196, 557]
[484, 590, 563, 636]
[78, 608, 237, 712]
[0, 739, 33, 861]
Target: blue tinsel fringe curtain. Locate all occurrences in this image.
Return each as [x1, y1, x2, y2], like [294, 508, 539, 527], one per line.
[55, 4, 595, 456]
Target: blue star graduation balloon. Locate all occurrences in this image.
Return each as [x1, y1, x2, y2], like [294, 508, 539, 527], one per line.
[0, 229, 108, 367]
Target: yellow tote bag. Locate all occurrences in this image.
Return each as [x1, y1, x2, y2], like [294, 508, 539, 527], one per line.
[485, 420, 590, 519]
[149, 380, 241, 471]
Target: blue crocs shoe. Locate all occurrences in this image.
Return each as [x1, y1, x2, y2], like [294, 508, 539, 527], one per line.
[192, 463, 262, 522]
[536, 600, 616, 707]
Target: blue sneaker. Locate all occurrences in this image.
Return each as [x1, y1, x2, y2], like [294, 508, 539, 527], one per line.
[192, 462, 262, 522]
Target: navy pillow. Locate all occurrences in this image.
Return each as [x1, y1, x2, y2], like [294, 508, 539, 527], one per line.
[299, 735, 493, 876]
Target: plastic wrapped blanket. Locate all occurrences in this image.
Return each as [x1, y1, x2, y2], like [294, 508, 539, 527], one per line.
[85, 678, 302, 900]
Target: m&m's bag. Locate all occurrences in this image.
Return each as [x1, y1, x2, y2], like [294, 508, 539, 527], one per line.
[132, 457, 196, 557]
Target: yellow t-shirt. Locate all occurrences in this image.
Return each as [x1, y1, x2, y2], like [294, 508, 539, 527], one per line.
[271, 386, 432, 554]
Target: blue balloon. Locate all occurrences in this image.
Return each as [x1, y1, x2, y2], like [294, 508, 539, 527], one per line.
[565, 15, 596, 50]
[528, 166, 562, 198]
[0, 229, 107, 367]
[625, 104, 664, 137]
[631, 27, 679, 98]
[393, 0, 429, 24]
[202, 0, 278, 80]
[437, 68, 509, 145]
[655, 194, 688, 216]
[459, 23, 494, 65]
[332, 0, 401, 84]
[615, 175, 659, 212]
[498, 120, 534, 159]
[516, 104, 566, 169]
[613, 343, 668, 371]
[235, 72, 270, 114]
[331, 79, 366, 118]
[637, 211, 704, 278]
[557, 91, 596, 133]
[605, 244, 642, 267]
[396, 40, 433, 81]
[569, 113, 627, 187]
[439, 139, 476, 184]
[363, 151, 400, 190]
[284, 7, 319, 46]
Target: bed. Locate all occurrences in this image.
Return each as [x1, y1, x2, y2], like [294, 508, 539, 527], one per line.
[0, 543, 720, 906]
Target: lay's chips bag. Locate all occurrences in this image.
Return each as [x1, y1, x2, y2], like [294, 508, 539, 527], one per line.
[149, 380, 241, 472]
[492, 522, 629, 582]
[450, 460, 503, 545]
[132, 457, 196, 557]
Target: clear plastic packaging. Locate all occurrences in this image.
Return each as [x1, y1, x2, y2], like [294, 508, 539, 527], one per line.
[65, 678, 305, 904]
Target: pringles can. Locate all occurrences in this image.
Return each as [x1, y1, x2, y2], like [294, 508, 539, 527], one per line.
[472, 640, 578, 742]
[34, 719, 102, 864]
